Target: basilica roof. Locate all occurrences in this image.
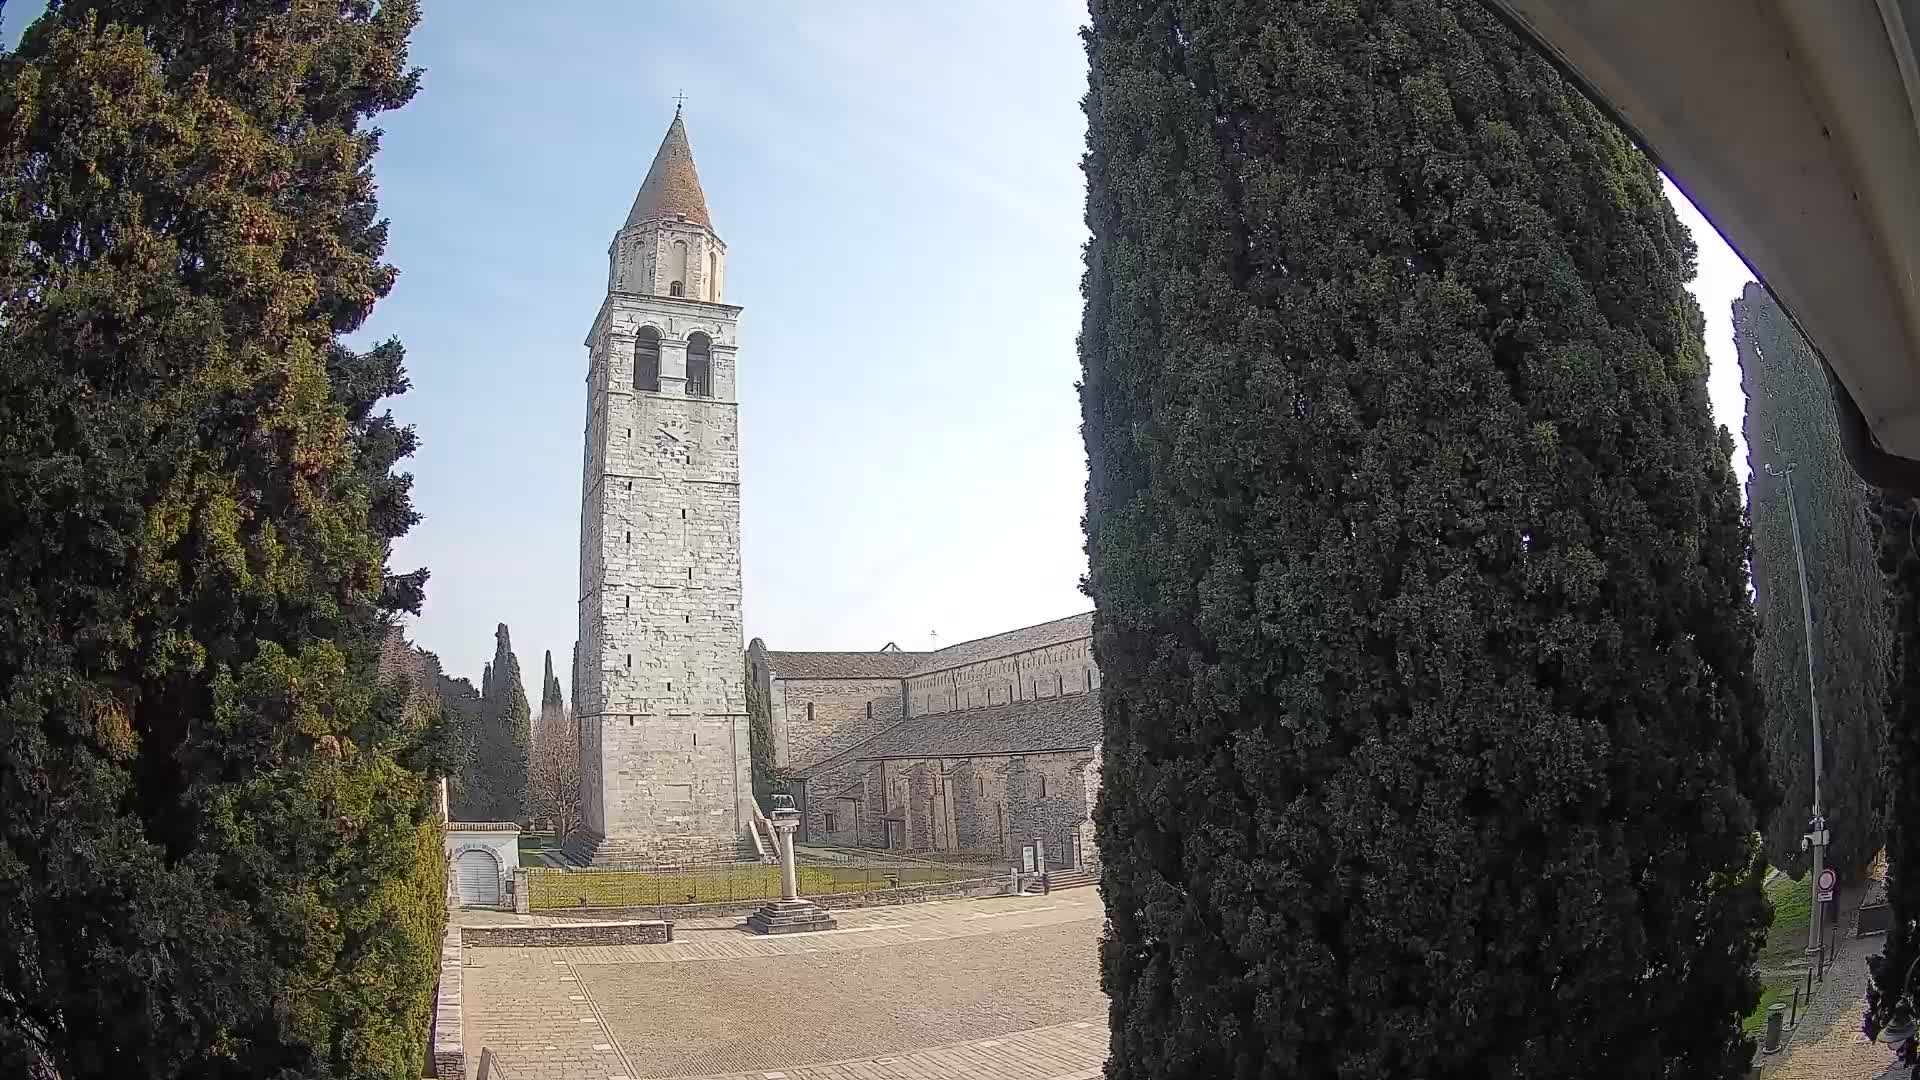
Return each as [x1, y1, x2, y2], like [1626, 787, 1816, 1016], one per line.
[763, 650, 924, 680]
[907, 612, 1092, 677]
[625, 111, 712, 231]
[852, 690, 1101, 760]
[761, 611, 1094, 684]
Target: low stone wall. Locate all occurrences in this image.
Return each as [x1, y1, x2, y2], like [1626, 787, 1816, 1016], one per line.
[462, 920, 675, 948]
[528, 874, 1002, 923]
[430, 925, 462, 1079]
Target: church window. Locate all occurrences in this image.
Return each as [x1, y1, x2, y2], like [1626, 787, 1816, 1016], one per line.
[978, 776, 985, 796]
[634, 326, 661, 391]
[669, 239, 688, 295]
[624, 595, 629, 609]
[824, 811, 837, 833]
[1039, 776, 1048, 798]
[806, 702, 814, 724]
[1056, 673, 1064, 695]
[866, 701, 873, 720]
[626, 654, 631, 669]
[1084, 668, 1092, 690]
[707, 252, 719, 299]
[686, 332, 713, 398]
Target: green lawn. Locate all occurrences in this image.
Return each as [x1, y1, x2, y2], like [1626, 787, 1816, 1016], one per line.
[526, 863, 981, 910]
[1745, 872, 1814, 1035]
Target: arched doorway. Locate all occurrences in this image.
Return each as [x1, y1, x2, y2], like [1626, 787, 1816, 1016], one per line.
[455, 848, 501, 907]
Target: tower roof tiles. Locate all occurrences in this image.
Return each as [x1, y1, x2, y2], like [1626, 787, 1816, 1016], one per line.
[625, 112, 712, 231]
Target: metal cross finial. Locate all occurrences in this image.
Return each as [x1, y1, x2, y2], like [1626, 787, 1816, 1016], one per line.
[673, 90, 688, 115]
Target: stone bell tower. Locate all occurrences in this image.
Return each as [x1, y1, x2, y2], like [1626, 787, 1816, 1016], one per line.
[567, 108, 751, 866]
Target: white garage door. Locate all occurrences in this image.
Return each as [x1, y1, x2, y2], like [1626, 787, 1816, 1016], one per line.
[456, 849, 499, 907]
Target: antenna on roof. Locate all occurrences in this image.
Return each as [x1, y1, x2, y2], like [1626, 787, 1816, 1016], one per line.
[929, 630, 939, 649]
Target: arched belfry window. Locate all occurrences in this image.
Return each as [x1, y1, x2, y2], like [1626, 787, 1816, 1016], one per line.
[707, 252, 719, 300]
[668, 239, 689, 298]
[634, 326, 661, 392]
[686, 331, 712, 398]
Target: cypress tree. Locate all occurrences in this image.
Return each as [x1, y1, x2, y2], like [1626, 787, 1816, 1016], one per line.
[1737, 283, 1888, 882]
[482, 622, 530, 821]
[1867, 492, 1920, 1055]
[0, 2, 442, 1076]
[1079, 2, 1770, 1076]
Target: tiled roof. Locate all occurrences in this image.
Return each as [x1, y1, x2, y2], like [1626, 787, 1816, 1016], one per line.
[763, 611, 1094, 684]
[854, 691, 1101, 760]
[764, 651, 924, 680]
[908, 612, 1093, 676]
[625, 113, 712, 230]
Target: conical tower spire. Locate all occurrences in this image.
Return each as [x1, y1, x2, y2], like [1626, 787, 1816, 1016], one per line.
[624, 111, 712, 231]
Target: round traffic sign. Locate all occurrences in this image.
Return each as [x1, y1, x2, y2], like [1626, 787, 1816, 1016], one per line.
[1818, 868, 1837, 894]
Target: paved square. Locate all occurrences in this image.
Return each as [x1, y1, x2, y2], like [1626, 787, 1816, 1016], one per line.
[463, 892, 1110, 1079]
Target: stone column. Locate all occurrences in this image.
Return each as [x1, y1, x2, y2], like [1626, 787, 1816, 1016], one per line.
[747, 794, 838, 935]
[774, 804, 800, 901]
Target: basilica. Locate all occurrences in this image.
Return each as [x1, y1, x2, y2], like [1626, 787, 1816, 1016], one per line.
[566, 110, 1100, 873]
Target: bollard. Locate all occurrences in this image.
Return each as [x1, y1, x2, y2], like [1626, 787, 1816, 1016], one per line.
[1789, 984, 1800, 1028]
[1762, 1003, 1787, 1054]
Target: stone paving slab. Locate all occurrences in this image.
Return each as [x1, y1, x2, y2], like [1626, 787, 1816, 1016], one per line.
[463, 891, 1107, 1080]
[663, 1018, 1109, 1080]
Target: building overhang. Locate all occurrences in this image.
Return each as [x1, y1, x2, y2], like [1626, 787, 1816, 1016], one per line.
[1482, 0, 1920, 492]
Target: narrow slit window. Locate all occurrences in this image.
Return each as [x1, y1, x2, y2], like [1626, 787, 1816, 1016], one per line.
[1039, 776, 1048, 798]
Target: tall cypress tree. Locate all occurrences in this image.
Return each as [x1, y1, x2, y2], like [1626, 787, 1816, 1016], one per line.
[0, 2, 441, 1076]
[1080, 2, 1770, 1076]
[1737, 283, 1888, 882]
[483, 622, 531, 821]
[1867, 491, 1920, 1058]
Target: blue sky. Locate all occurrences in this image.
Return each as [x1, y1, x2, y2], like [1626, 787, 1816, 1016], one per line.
[5, 2, 1756, 703]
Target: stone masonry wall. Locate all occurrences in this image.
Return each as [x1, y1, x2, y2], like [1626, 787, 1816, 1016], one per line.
[771, 676, 904, 771]
[578, 270, 749, 860]
[906, 637, 1099, 717]
[854, 750, 1095, 863]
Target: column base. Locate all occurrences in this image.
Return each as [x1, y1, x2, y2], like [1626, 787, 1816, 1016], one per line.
[745, 898, 838, 935]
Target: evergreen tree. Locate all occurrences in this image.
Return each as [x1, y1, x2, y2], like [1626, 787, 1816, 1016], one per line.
[539, 649, 565, 738]
[1079, 2, 1770, 1076]
[479, 623, 530, 821]
[1867, 491, 1920, 1062]
[1738, 283, 1888, 881]
[0, 2, 442, 1076]
[436, 667, 485, 821]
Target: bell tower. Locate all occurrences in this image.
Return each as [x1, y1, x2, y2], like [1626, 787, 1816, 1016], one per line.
[568, 108, 750, 865]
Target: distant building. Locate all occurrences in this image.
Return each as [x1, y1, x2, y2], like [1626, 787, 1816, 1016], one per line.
[749, 614, 1102, 872]
[567, 110, 1098, 871]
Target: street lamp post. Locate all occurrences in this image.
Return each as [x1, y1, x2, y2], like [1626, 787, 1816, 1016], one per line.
[1765, 461, 1829, 970]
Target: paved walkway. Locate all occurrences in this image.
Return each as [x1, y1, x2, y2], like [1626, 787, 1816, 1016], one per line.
[463, 891, 1107, 1080]
[657, 1019, 1108, 1080]
[1761, 898, 1898, 1080]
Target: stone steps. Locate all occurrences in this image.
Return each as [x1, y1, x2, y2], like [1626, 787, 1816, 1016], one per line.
[745, 898, 839, 935]
[1045, 868, 1097, 891]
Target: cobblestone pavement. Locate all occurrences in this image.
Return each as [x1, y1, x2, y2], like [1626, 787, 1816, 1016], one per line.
[462, 891, 1107, 1080]
[1761, 924, 1898, 1080]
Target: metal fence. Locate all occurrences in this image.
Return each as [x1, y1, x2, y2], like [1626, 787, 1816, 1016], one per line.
[525, 851, 989, 912]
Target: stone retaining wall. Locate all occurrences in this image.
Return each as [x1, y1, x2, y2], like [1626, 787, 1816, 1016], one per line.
[430, 925, 462, 1078]
[462, 920, 675, 948]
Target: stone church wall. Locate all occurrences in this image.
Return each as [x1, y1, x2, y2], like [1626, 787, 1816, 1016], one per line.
[905, 637, 1100, 717]
[843, 749, 1097, 866]
[770, 676, 904, 771]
